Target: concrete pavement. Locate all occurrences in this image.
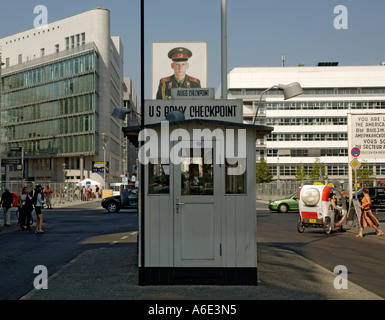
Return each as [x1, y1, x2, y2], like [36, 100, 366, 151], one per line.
[2, 202, 383, 300]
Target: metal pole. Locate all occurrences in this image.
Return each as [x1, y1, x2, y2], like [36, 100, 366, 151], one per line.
[104, 144, 106, 188]
[221, 0, 227, 99]
[0, 47, 3, 186]
[139, 0, 146, 286]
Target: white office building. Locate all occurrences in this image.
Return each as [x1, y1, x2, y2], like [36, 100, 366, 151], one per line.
[0, 8, 127, 186]
[228, 64, 385, 184]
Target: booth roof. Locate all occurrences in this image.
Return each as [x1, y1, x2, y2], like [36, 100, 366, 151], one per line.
[122, 119, 273, 147]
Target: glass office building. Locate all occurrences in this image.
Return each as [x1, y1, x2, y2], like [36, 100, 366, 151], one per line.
[1, 48, 98, 157]
[0, 8, 128, 185]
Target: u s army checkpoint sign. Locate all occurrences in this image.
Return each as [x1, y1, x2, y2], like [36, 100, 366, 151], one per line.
[145, 88, 243, 125]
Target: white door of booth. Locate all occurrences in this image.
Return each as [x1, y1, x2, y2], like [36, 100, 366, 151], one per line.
[173, 141, 222, 267]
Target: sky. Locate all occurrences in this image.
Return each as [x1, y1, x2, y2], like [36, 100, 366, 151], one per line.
[1, 0, 385, 100]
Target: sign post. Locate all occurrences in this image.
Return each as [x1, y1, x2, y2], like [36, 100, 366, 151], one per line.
[350, 158, 361, 199]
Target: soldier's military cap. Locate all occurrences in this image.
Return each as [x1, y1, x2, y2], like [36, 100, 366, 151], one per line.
[168, 47, 192, 61]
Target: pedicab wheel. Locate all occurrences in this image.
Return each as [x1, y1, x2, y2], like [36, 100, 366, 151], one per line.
[297, 216, 305, 233]
[324, 217, 332, 235]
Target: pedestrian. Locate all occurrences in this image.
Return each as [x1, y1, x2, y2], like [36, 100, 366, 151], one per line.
[0, 188, 14, 228]
[33, 185, 46, 234]
[96, 186, 100, 200]
[356, 187, 384, 237]
[26, 190, 34, 230]
[330, 193, 345, 232]
[44, 185, 53, 209]
[18, 187, 29, 231]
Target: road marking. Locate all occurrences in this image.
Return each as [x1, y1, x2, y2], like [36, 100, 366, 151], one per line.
[110, 241, 119, 246]
[121, 236, 129, 240]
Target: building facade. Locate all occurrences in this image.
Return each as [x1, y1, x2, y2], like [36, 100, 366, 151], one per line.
[0, 8, 126, 186]
[228, 64, 385, 184]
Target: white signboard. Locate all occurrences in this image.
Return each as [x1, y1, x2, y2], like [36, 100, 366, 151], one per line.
[144, 99, 243, 125]
[348, 113, 385, 159]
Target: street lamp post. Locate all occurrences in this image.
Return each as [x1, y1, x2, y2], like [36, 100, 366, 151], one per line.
[0, 47, 4, 185]
[252, 82, 304, 125]
[102, 133, 109, 188]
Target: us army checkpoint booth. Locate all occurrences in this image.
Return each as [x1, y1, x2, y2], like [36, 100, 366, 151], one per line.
[123, 88, 273, 285]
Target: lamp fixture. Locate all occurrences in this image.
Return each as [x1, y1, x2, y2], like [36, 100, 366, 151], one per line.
[253, 82, 303, 125]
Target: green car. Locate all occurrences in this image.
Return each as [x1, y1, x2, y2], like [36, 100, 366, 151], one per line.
[268, 192, 299, 213]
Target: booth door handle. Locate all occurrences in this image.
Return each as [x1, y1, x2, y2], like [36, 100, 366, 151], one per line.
[176, 201, 185, 214]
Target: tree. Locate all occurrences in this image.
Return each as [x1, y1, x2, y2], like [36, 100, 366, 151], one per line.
[256, 157, 272, 183]
[309, 157, 328, 182]
[295, 163, 307, 181]
[356, 161, 374, 187]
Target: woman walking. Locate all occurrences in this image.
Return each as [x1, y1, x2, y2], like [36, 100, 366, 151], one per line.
[33, 185, 46, 234]
[356, 187, 384, 237]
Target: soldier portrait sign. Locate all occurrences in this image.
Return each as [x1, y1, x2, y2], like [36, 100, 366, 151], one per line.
[152, 42, 208, 99]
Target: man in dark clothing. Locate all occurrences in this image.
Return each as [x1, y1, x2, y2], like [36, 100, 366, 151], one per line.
[0, 188, 14, 229]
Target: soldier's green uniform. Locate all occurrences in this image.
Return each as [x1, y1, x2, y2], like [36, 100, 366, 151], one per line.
[156, 47, 201, 100]
[156, 74, 201, 99]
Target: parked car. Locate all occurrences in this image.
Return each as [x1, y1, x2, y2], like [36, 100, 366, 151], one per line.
[268, 192, 299, 213]
[355, 187, 385, 212]
[102, 188, 138, 213]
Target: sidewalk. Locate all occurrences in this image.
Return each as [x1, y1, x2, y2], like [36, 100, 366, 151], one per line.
[20, 241, 382, 300]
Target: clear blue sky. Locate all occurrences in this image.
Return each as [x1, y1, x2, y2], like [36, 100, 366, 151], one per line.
[1, 0, 385, 100]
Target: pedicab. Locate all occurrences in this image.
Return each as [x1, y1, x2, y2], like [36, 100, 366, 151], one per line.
[297, 184, 348, 235]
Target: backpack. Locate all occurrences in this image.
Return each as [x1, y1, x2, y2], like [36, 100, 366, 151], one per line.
[25, 195, 33, 210]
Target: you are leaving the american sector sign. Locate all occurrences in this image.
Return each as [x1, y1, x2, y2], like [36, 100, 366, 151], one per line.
[144, 88, 243, 125]
[348, 113, 385, 159]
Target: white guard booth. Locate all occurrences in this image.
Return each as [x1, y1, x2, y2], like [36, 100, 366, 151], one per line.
[123, 88, 273, 285]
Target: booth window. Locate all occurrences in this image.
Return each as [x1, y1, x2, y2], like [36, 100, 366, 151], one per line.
[148, 162, 170, 194]
[225, 159, 246, 194]
[181, 148, 213, 195]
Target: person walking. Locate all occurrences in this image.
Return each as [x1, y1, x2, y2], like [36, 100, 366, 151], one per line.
[356, 187, 384, 237]
[33, 185, 46, 234]
[0, 188, 14, 228]
[44, 185, 53, 209]
[18, 187, 29, 231]
[26, 190, 34, 230]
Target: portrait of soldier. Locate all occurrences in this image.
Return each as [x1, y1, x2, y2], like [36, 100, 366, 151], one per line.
[156, 47, 201, 100]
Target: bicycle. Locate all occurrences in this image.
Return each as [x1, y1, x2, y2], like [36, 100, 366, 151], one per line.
[15, 207, 34, 226]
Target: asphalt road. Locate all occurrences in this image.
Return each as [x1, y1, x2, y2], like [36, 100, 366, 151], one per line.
[258, 202, 385, 299]
[1, 200, 384, 301]
[0, 201, 137, 300]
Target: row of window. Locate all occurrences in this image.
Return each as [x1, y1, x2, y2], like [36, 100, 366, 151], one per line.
[3, 114, 96, 142]
[2, 52, 96, 92]
[266, 117, 347, 126]
[267, 149, 348, 157]
[2, 93, 96, 124]
[264, 101, 385, 110]
[148, 154, 247, 195]
[267, 132, 347, 142]
[6, 134, 96, 157]
[229, 88, 385, 96]
[268, 165, 385, 176]
[65, 33, 86, 50]
[2, 73, 96, 108]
